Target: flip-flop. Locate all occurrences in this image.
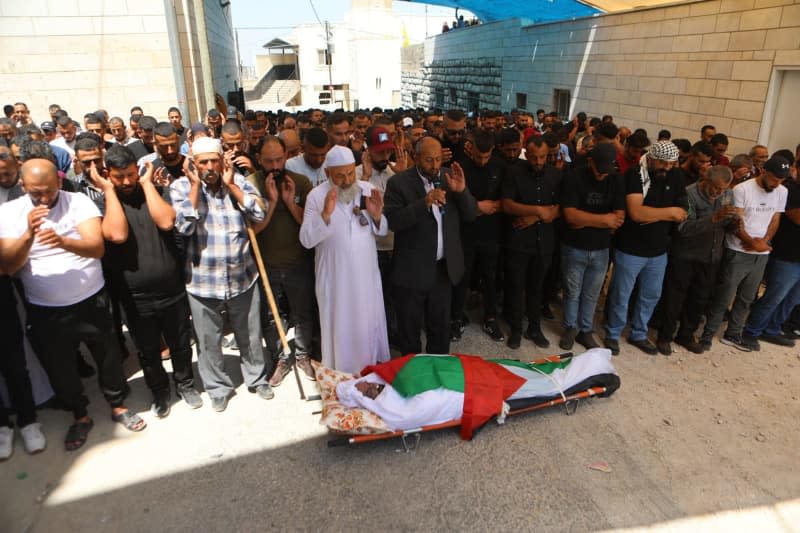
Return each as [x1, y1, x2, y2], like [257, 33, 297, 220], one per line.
[65, 419, 94, 451]
[111, 411, 147, 432]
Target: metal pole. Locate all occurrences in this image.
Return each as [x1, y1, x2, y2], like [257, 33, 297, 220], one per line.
[163, 0, 190, 123]
[325, 20, 333, 106]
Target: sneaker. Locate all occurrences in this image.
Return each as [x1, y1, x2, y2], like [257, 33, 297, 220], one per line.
[656, 340, 672, 356]
[559, 327, 577, 350]
[541, 304, 555, 320]
[296, 356, 317, 381]
[210, 395, 229, 412]
[604, 336, 620, 356]
[151, 391, 171, 418]
[268, 359, 293, 387]
[675, 336, 705, 354]
[252, 384, 274, 400]
[524, 326, 550, 348]
[0, 426, 14, 460]
[720, 333, 757, 352]
[482, 320, 505, 342]
[575, 330, 600, 350]
[782, 328, 800, 340]
[759, 333, 796, 347]
[628, 337, 659, 355]
[223, 337, 239, 351]
[177, 388, 203, 409]
[507, 331, 522, 350]
[20, 423, 46, 454]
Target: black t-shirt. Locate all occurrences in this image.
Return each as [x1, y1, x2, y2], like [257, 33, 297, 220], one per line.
[458, 155, 503, 245]
[613, 166, 687, 257]
[105, 186, 185, 312]
[501, 162, 561, 254]
[151, 155, 187, 184]
[771, 179, 800, 263]
[127, 140, 150, 161]
[561, 168, 626, 250]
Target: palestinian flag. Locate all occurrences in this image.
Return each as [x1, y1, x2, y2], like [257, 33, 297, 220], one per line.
[360, 351, 619, 440]
[361, 354, 525, 440]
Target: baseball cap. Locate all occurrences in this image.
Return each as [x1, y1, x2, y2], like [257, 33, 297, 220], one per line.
[368, 127, 394, 152]
[40, 121, 56, 132]
[402, 117, 414, 128]
[226, 106, 239, 119]
[764, 155, 792, 179]
[588, 143, 618, 174]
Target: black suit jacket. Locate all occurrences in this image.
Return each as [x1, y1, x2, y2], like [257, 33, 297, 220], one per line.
[384, 166, 478, 290]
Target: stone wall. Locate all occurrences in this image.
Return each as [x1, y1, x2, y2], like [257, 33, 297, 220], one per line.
[402, 1, 800, 154]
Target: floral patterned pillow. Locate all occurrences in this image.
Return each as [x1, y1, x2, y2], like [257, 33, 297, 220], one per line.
[313, 361, 391, 435]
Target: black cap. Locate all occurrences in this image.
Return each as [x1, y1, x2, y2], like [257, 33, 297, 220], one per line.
[764, 155, 792, 179]
[588, 143, 618, 174]
[40, 121, 55, 132]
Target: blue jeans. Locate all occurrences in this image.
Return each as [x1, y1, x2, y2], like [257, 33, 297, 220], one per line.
[605, 249, 667, 341]
[561, 244, 609, 332]
[744, 258, 800, 337]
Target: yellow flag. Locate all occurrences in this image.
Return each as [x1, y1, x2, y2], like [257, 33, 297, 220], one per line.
[402, 22, 410, 47]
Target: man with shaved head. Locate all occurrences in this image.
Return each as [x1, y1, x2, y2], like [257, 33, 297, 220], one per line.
[384, 136, 478, 355]
[278, 128, 301, 160]
[0, 159, 145, 451]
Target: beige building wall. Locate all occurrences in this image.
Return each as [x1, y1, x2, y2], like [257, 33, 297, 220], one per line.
[0, 0, 177, 122]
[409, 0, 800, 154]
[0, 0, 239, 124]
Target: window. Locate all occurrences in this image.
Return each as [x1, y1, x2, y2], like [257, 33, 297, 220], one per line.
[516, 92, 527, 110]
[319, 91, 331, 104]
[434, 88, 445, 109]
[317, 49, 331, 66]
[467, 92, 479, 113]
[553, 89, 570, 119]
[449, 87, 458, 106]
[376, 78, 382, 90]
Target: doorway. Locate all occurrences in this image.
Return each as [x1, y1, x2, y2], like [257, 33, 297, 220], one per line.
[761, 69, 800, 152]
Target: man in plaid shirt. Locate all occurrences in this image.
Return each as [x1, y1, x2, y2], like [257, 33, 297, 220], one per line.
[170, 137, 273, 411]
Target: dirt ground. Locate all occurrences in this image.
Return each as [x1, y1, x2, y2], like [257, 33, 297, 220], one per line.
[2, 308, 799, 532]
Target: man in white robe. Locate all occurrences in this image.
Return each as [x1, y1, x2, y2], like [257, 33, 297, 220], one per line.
[299, 146, 391, 373]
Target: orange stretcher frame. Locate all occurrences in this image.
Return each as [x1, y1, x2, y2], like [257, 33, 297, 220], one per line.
[327, 385, 609, 448]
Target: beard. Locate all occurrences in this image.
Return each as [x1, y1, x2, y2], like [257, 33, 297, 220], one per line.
[373, 159, 389, 172]
[201, 170, 219, 185]
[647, 165, 668, 181]
[333, 181, 358, 204]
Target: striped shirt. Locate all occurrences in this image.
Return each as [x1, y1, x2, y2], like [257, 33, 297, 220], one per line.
[169, 174, 266, 300]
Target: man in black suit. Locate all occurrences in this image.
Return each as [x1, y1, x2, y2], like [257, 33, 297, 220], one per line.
[384, 136, 478, 355]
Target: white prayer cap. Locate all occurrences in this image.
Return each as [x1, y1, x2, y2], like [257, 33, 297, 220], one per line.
[191, 137, 222, 156]
[325, 145, 355, 168]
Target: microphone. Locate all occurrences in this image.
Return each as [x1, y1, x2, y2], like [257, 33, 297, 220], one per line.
[431, 170, 446, 216]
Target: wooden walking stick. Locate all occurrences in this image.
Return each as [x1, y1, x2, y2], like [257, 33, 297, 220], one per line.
[245, 222, 306, 400]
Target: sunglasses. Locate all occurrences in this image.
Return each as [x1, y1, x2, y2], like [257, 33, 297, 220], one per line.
[80, 158, 103, 167]
[446, 128, 465, 137]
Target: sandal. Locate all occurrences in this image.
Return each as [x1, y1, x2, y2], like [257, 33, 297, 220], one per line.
[111, 410, 147, 432]
[65, 419, 94, 451]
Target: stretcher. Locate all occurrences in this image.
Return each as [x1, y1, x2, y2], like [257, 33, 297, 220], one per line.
[319, 353, 621, 451]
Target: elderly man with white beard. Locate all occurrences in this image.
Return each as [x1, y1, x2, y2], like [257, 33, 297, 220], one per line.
[299, 146, 390, 374]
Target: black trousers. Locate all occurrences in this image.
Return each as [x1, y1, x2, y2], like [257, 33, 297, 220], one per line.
[506, 249, 552, 333]
[377, 250, 398, 341]
[656, 256, 719, 342]
[27, 289, 127, 419]
[259, 262, 315, 364]
[451, 241, 499, 322]
[0, 280, 36, 428]
[122, 293, 194, 395]
[394, 261, 451, 355]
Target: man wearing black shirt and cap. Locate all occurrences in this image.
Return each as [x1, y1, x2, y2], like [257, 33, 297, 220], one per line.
[450, 129, 504, 342]
[559, 143, 625, 351]
[501, 136, 561, 349]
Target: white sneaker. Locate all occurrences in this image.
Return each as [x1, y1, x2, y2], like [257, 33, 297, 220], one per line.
[20, 423, 46, 454]
[0, 426, 13, 460]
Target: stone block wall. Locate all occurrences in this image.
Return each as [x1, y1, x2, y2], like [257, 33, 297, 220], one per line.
[402, 1, 800, 154]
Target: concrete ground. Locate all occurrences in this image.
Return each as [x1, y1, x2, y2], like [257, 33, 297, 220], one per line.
[2, 306, 800, 533]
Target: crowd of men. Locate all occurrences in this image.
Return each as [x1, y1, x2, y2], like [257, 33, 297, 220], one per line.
[0, 99, 798, 458]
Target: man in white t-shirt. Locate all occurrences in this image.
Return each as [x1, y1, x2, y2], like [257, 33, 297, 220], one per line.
[0, 159, 146, 451]
[701, 155, 791, 351]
